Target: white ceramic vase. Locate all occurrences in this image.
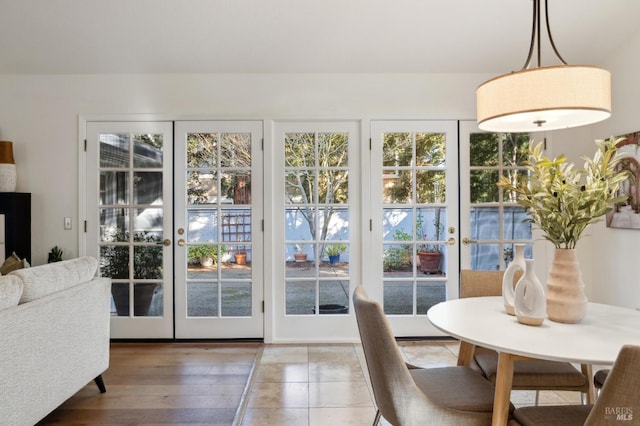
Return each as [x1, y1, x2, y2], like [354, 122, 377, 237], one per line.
[0, 164, 17, 192]
[546, 248, 587, 323]
[514, 259, 546, 326]
[502, 243, 525, 315]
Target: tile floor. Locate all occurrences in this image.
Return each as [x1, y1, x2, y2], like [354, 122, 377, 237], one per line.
[237, 339, 586, 426]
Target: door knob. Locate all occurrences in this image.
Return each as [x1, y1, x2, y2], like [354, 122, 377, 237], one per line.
[177, 239, 186, 247]
[156, 239, 171, 246]
[462, 237, 477, 245]
[447, 237, 456, 245]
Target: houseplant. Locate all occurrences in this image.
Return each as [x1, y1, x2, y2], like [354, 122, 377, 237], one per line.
[47, 246, 64, 263]
[325, 243, 346, 264]
[497, 137, 630, 323]
[417, 210, 444, 274]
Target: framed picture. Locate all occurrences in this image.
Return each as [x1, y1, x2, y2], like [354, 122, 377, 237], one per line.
[606, 131, 640, 229]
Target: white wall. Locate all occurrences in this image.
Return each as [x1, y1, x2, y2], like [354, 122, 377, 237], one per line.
[545, 30, 640, 310]
[588, 30, 640, 310]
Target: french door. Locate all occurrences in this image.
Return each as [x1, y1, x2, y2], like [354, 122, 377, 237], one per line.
[174, 121, 263, 339]
[369, 120, 459, 336]
[86, 120, 263, 339]
[85, 121, 174, 338]
[270, 121, 360, 342]
[459, 121, 539, 273]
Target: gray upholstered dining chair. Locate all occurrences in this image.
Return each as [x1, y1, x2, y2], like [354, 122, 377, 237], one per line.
[508, 344, 640, 426]
[460, 270, 591, 405]
[353, 285, 509, 426]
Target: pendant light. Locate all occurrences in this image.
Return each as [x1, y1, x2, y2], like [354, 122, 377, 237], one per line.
[476, 0, 611, 132]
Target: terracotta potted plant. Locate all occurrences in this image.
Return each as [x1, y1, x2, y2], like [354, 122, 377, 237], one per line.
[234, 245, 247, 265]
[294, 244, 308, 262]
[417, 210, 444, 274]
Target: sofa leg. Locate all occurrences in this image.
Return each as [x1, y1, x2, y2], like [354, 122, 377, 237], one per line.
[94, 375, 106, 393]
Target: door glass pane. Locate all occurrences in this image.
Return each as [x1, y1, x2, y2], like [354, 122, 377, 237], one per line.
[187, 133, 217, 168]
[221, 282, 251, 316]
[381, 131, 447, 316]
[187, 171, 218, 205]
[284, 131, 351, 316]
[100, 208, 128, 242]
[468, 131, 533, 271]
[187, 282, 218, 317]
[133, 133, 163, 168]
[185, 132, 254, 319]
[99, 134, 129, 168]
[470, 170, 500, 203]
[133, 171, 162, 204]
[100, 171, 128, 205]
[97, 132, 166, 318]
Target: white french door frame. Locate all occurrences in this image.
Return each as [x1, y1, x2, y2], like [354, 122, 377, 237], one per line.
[78, 115, 485, 342]
[83, 120, 174, 339]
[173, 120, 264, 339]
[458, 120, 548, 278]
[368, 120, 460, 337]
[268, 120, 362, 343]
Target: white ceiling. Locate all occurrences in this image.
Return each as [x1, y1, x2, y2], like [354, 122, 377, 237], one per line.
[0, 0, 638, 75]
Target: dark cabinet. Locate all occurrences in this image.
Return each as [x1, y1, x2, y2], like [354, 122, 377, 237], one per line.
[0, 192, 31, 263]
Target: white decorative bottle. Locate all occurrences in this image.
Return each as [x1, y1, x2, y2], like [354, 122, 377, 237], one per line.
[514, 259, 546, 326]
[502, 243, 525, 315]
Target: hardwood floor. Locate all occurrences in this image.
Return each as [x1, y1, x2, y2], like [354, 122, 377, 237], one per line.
[38, 340, 587, 425]
[38, 342, 261, 426]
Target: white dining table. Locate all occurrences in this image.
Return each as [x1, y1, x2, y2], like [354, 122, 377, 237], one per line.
[427, 296, 640, 426]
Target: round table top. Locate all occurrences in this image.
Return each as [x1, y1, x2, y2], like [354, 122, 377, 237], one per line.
[427, 296, 640, 365]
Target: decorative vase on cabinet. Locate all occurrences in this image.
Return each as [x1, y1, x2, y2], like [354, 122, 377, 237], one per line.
[514, 259, 546, 326]
[502, 243, 525, 315]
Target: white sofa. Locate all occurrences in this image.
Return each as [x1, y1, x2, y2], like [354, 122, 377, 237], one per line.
[0, 256, 111, 426]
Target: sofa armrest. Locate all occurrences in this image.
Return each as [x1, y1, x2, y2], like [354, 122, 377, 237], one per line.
[0, 277, 111, 425]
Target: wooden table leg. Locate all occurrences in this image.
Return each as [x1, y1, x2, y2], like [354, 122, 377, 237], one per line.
[492, 352, 515, 426]
[457, 341, 476, 366]
[581, 364, 595, 404]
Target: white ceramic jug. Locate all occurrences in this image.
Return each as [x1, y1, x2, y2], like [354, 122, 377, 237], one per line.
[502, 244, 525, 315]
[514, 259, 546, 326]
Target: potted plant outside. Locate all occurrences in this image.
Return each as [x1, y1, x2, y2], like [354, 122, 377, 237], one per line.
[188, 244, 220, 267]
[234, 245, 247, 265]
[101, 231, 163, 316]
[417, 210, 444, 274]
[294, 244, 308, 262]
[325, 243, 346, 264]
[497, 137, 629, 323]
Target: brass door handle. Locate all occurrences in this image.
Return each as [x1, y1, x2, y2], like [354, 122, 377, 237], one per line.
[156, 239, 171, 246]
[462, 237, 477, 245]
[177, 239, 186, 247]
[447, 237, 456, 245]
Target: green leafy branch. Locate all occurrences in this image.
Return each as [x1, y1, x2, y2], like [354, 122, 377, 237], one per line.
[497, 137, 630, 249]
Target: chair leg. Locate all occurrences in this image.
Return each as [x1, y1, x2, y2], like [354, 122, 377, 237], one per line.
[534, 390, 540, 405]
[373, 409, 381, 426]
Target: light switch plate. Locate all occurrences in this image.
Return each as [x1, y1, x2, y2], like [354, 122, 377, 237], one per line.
[64, 217, 72, 230]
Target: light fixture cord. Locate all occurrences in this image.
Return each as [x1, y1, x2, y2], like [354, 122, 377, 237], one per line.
[522, 0, 567, 70]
